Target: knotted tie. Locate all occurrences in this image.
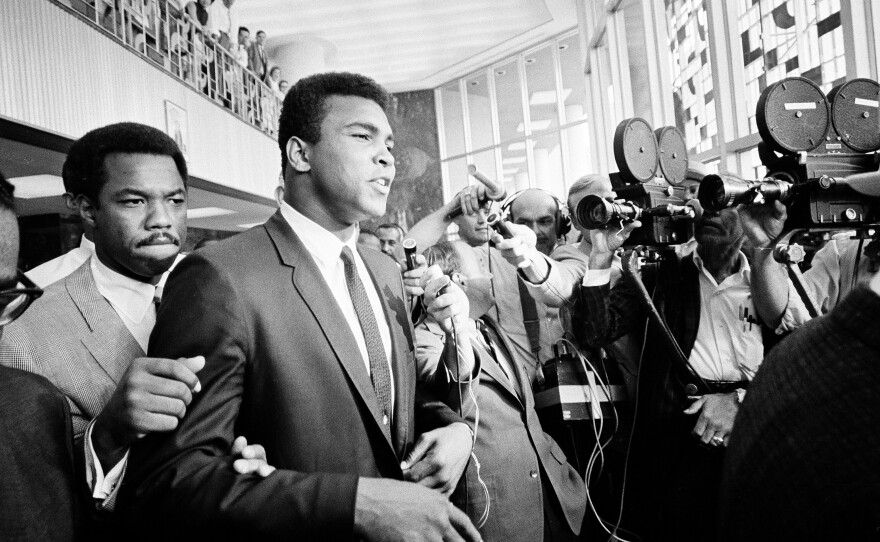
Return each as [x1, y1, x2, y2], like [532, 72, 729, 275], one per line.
[340, 246, 393, 422]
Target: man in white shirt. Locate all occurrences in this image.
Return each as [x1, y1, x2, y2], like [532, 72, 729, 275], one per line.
[208, 0, 238, 50]
[0, 123, 269, 533]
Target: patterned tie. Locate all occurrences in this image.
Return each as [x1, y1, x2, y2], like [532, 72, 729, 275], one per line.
[340, 246, 393, 422]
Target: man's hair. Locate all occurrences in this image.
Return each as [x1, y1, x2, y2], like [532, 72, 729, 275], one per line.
[256, 30, 266, 36]
[376, 223, 405, 237]
[239, 26, 249, 35]
[423, 241, 462, 276]
[277, 72, 391, 171]
[62, 122, 187, 206]
[358, 229, 379, 240]
[0, 170, 15, 212]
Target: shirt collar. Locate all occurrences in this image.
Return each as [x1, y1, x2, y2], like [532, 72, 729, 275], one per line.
[278, 201, 358, 266]
[80, 235, 95, 252]
[692, 249, 751, 286]
[90, 255, 157, 323]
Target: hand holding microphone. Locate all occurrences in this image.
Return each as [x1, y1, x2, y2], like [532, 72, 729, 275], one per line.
[420, 266, 469, 335]
[402, 238, 427, 298]
[446, 165, 508, 220]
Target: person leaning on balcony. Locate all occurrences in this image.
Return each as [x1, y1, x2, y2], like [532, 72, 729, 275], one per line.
[248, 29, 269, 81]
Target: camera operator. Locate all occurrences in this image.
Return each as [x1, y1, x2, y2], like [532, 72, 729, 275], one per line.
[575, 203, 802, 541]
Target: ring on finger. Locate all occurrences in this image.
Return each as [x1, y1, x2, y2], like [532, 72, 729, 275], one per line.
[711, 435, 724, 446]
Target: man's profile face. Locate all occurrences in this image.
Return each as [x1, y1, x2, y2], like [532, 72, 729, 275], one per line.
[510, 190, 559, 255]
[455, 206, 489, 247]
[303, 95, 395, 229]
[375, 226, 403, 262]
[86, 153, 187, 283]
[238, 29, 249, 46]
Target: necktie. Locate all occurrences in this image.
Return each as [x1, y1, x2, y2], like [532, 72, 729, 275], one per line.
[340, 246, 393, 422]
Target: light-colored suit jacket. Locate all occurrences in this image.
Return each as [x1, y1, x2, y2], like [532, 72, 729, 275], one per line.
[0, 259, 142, 440]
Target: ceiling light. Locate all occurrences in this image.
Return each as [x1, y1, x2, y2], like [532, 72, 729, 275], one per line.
[524, 58, 536, 65]
[496, 70, 507, 76]
[7, 175, 64, 199]
[558, 43, 570, 51]
[529, 88, 572, 105]
[502, 157, 526, 164]
[470, 80, 480, 86]
[187, 207, 236, 219]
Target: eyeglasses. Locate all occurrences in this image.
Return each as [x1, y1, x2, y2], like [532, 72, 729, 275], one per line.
[0, 271, 43, 326]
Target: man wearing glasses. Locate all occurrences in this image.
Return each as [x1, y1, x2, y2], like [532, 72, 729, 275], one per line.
[0, 172, 81, 541]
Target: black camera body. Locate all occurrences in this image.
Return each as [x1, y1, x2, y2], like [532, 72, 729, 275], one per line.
[575, 118, 698, 247]
[699, 77, 880, 230]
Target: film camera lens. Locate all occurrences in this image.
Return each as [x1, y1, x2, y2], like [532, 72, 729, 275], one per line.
[697, 173, 794, 213]
[575, 195, 642, 229]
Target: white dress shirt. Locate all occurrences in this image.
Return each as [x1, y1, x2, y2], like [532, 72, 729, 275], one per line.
[279, 202, 395, 410]
[26, 235, 95, 288]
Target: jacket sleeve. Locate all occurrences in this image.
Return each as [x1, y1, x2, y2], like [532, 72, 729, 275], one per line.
[575, 274, 645, 348]
[118, 253, 359, 540]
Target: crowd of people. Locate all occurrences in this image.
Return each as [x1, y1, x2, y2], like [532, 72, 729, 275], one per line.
[1, 70, 878, 542]
[69, 0, 288, 132]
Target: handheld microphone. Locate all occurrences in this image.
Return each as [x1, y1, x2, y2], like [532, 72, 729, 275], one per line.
[486, 212, 515, 239]
[445, 165, 508, 220]
[403, 238, 418, 271]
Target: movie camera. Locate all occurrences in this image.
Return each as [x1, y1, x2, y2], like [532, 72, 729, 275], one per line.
[698, 77, 880, 229]
[575, 118, 701, 246]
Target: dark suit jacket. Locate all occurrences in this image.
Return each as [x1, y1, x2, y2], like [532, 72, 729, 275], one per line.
[120, 212, 462, 540]
[416, 317, 586, 542]
[719, 286, 880, 541]
[247, 42, 267, 80]
[0, 365, 82, 541]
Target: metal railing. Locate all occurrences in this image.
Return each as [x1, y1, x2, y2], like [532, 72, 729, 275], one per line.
[55, 0, 282, 137]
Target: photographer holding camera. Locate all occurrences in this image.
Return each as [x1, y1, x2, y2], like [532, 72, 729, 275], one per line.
[575, 202, 802, 541]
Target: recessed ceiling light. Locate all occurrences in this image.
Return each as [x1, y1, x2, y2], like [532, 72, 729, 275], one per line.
[470, 80, 480, 86]
[558, 43, 569, 51]
[524, 58, 536, 65]
[496, 70, 507, 76]
[187, 207, 236, 219]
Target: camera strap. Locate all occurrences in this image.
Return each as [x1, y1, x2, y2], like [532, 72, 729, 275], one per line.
[517, 277, 546, 385]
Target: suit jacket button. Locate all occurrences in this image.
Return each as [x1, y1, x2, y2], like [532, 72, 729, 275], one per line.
[529, 470, 538, 479]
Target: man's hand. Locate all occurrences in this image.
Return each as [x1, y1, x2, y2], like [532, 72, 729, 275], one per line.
[588, 220, 641, 268]
[737, 200, 787, 248]
[684, 392, 740, 446]
[491, 222, 538, 267]
[403, 254, 428, 298]
[354, 477, 482, 542]
[421, 266, 469, 334]
[455, 184, 488, 218]
[231, 436, 276, 478]
[92, 356, 204, 469]
[401, 422, 473, 496]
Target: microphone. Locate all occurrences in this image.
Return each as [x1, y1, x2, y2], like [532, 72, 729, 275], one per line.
[445, 165, 508, 220]
[403, 238, 418, 271]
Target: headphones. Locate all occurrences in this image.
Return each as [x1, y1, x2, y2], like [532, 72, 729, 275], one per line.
[499, 188, 572, 238]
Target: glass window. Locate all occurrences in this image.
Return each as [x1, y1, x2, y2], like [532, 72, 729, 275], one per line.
[501, 140, 530, 194]
[564, 122, 592, 186]
[468, 149, 499, 190]
[736, 0, 845, 132]
[737, 146, 767, 181]
[494, 60, 525, 143]
[524, 45, 560, 134]
[667, 0, 716, 154]
[445, 156, 469, 199]
[558, 35, 588, 125]
[531, 133, 565, 199]
[440, 81, 466, 158]
[466, 71, 495, 151]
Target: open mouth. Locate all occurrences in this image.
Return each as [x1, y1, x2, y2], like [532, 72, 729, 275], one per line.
[372, 177, 392, 188]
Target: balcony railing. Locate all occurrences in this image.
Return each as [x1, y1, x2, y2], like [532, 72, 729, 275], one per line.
[54, 0, 282, 137]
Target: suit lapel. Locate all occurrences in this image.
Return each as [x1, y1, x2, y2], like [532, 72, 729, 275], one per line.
[479, 317, 525, 405]
[264, 213, 396, 452]
[65, 261, 144, 384]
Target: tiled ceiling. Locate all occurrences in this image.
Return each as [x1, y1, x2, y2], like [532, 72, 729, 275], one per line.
[238, 0, 578, 92]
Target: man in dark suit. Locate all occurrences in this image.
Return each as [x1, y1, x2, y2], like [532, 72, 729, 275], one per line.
[719, 269, 880, 541]
[575, 203, 797, 541]
[247, 29, 268, 81]
[121, 72, 479, 541]
[415, 240, 587, 542]
[0, 173, 81, 541]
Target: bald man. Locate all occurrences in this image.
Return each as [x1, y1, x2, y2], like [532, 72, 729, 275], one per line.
[507, 189, 564, 256]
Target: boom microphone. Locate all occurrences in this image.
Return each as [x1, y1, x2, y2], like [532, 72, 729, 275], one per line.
[445, 165, 508, 220]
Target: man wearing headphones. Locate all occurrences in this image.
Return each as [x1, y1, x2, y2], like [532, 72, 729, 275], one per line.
[504, 188, 570, 256]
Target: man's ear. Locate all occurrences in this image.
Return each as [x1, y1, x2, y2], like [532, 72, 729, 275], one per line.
[451, 272, 466, 288]
[77, 195, 98, 228]
[286, 137, 311, 173]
